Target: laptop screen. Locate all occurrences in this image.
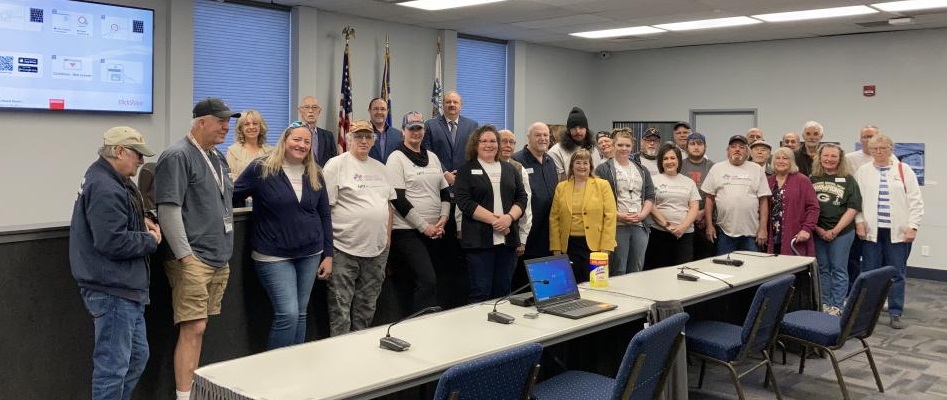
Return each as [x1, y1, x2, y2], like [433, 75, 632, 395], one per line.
[525, 255, 579, 303]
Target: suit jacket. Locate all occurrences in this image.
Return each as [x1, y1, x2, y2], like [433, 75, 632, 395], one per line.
[549, 177, 618, 253]
[370, 125, 403, 164]
[454, 159, 528, 249]
[423, 115, 478, 173]
[313, 127, 338, 167]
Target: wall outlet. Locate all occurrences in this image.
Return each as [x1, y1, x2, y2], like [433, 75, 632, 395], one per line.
[921, 245, 930, 256]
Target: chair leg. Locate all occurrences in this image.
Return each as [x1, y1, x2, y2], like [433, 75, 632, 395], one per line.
[724, 363, 746, 400]
[764, 356, 783, 400]
[861, 339, 885, 393]
[697, 360, 706, 389]
[825, 349, 851, 400]
[798, 346, 807, 374]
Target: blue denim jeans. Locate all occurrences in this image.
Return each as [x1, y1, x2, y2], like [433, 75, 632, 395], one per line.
[847, 236, 864, 290]
[861, 228, 911, 317]
[255, 254, 319, 349]
[612, 224, 649, 275]
[815, 230, 855, 309]
[715, 231, 758, 255]
[80, 288, 148, 400]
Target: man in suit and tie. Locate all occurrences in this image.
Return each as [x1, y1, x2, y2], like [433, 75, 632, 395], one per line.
[368, 97, 402, 163]
[422, 90, 478, 309]
[423, 90, 479, 186]
[298, 96, 341, 166]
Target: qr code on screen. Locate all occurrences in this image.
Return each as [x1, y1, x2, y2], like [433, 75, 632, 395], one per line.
[0, 56, 14, 72]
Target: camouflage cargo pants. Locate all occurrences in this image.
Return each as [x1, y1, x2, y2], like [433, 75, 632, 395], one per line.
[326, 247, 389, 336]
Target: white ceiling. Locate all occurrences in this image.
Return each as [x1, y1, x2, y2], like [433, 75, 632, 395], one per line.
[267, 0, 947, 52]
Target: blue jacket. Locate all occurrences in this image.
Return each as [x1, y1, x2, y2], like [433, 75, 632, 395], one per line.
[370, 125, 403, 164]
[69, 157, 157, 304]
[512, 146, 558, 257]
[233, 159, 333, 259]
[423, 115, 479, 173]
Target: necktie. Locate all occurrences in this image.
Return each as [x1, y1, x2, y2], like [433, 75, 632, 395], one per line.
[449, 121, 457, 145]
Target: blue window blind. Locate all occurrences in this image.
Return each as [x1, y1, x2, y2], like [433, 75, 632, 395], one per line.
[193, 0, 290, 152]
[456, 36, 508, 129]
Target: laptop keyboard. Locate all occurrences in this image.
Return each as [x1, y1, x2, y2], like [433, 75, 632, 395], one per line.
[545, 299, 600, 313]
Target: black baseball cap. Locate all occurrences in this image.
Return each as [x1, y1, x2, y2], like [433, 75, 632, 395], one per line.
[728, 135, 749, 145]
[193, 98, 241, 119]
[673, 122, 691, 131]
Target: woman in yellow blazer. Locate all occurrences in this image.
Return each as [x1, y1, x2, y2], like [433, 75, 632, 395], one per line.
[550, 149, 618, 283]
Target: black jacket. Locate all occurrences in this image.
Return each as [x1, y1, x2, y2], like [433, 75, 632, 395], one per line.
[454, 159, 528, 249]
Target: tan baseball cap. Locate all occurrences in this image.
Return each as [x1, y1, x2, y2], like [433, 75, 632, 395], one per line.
[349, 119, 373, 133]
[103, 126, 155, 157]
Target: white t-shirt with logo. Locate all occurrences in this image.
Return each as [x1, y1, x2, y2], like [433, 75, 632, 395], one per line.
[652, 173, 701, 233]
[701, 161, 772, 237]
[324, 152, 396, 257]
[614, 161, 643, 223]
[386, 150, 449, 232]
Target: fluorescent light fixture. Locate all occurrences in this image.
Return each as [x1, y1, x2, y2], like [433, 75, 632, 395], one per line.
[654, 16, 762, 31]
[753, 6, 878, 22]
[398, 0, 506, 11]
[872, 0, 947, 12]
[571, 26, 665, 39]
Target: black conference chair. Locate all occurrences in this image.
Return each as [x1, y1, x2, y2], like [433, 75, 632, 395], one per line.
[432, 342, 542, 400]
[686, 274, 795, 399]
[531, 312, 689, 400]
[778, 265, 896, 400]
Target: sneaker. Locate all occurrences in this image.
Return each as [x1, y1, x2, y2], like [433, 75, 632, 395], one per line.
[822, 304, 831, 313]
[828, 306, 841, 316]
[890, 315, 906, 329]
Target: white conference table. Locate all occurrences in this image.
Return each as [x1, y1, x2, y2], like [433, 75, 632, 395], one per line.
[192, 253, 815, 400]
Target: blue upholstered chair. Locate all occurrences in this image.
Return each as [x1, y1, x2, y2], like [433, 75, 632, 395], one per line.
[686, 274, 795, 400]
[778, 265, 896, 400]
[531, 312, 689, 400]
[432, 342, 542, 400]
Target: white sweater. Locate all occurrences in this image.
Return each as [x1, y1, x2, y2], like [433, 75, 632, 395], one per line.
[853, 161, 924, 243]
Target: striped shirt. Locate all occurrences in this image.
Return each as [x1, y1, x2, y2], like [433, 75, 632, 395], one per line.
[877, 166, 891, 228]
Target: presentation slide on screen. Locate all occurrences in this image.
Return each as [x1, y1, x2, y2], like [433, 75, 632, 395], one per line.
[0, 0, 153, 113]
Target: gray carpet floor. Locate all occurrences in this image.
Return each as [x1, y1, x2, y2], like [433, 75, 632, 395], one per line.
[687, 277, 947, 400]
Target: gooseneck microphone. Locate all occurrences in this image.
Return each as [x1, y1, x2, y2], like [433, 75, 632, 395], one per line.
[488, 280, 549, 324]
[679, 266, 735, 288]
[712, 252, 744, 267]
[379, 306, 442, 352]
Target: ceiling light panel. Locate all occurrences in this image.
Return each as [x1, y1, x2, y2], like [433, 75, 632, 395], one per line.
[571, 26, 666, 38]
[872, 0, 947, 12]
[654, 16, 762, 31]
[753, 6, 878, 22]
[398, 0, 507, 11]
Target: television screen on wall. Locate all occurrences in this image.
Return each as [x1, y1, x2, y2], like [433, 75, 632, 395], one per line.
[0, 0, 154, 113]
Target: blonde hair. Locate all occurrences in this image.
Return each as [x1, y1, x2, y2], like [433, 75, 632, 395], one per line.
[236, 110, 268, 146]
[567, 148, 595, 180]
[260, 124, 323, 190]
[811, 143, 852, 177]
[772, 147, 799, 174]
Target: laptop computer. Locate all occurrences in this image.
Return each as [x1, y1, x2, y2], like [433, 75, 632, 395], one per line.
[525, 255, 617, 319]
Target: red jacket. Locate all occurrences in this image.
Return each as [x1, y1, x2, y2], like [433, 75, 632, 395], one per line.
[766, 172, 820, 256]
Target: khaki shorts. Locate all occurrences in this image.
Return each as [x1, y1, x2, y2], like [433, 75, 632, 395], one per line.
[165, 257, 230, 324]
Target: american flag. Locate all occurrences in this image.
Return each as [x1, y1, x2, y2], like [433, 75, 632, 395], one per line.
[380, 40, 392, 128]
[431, 39, 443, 118]
[338, 42, 352, 152]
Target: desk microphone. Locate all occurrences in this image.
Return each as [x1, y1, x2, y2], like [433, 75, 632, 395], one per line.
[679, 266, 734, 289]
[488, 280, 549, 324]
[712, 253, 744, 267]
[379, 306, 441, 352]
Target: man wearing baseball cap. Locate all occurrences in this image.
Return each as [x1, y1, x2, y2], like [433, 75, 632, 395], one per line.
[701, 135, 772, 254]
[155, 97, 239, 400]
[680, 132, 717, 259]
[634, 127, 661, 176]
[750, 139, 774, 175]
[70, 126, 161, 400]
[672, 122, 691, 151]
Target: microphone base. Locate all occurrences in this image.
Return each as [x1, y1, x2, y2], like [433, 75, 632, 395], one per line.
[677, 272, 699, 281]
[488, 311, 515, 324]
[509, 292, 535, 307]
[712, 258, 744, 267]
[380, 336, 411, 352]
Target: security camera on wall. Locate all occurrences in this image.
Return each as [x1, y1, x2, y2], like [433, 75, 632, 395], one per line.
[598, 51, 611, 60]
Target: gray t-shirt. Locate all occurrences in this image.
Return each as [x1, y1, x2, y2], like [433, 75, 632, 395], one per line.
[701, 161, 771, 237]
[155, 137, 234, 267]
[681, 156, 714, 209]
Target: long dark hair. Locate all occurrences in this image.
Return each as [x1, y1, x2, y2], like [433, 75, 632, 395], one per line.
[559, 126, 594, 152]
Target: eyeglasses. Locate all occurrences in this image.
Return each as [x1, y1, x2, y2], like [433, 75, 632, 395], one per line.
[870, 146, 891, 152]
[479, 139, 498, 144]
[351, 133, 374, 141]
[299, 105, 322, 111]
[288, 120, 307, 129]
[500, 139, 516, 145]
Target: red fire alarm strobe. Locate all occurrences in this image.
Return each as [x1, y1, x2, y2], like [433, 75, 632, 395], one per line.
[863, 85, 876, 97]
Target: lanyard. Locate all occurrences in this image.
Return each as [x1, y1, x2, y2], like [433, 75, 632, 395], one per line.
[187, 134, 225, 196]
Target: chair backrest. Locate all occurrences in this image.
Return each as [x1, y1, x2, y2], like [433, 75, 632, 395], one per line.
[740, 275, 796, 355]
[433, 342, 543, 400]
[612, 312, 689, 400]
[838, 266, 897, 342]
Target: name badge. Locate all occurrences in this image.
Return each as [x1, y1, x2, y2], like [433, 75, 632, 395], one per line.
[525, 168, 534, 174]
[835, 177, 846, 183]
[224, 215, 234, 233]
[472, 169, 484, 175]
